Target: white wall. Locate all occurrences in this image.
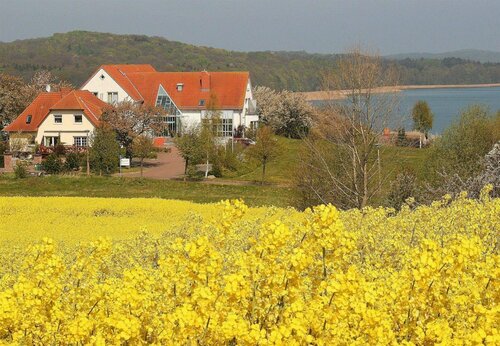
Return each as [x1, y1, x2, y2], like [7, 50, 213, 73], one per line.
[35, 110, 95, 145]
[81, 68, 131, 103]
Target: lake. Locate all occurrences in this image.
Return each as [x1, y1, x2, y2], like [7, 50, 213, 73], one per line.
[312, 86, 500, 134]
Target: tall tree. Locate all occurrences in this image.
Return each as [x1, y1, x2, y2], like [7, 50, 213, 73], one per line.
[412, 100, 433, 148]
[89, 125, 120, 176]
[426, 105, 498, 186]
[174, 125, 202, 175]
[0, 74, 29, 130]
[298, 48, 399, 209]
[199, 93, 222, 178]
[101, 101, 164, 157]
[23, 70, 74, 101]
[132, 134, 155, 177]
[246, 126, 281, 184]
[254, 86, 313, 138]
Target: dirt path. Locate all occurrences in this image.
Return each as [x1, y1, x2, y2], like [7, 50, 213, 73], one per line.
[117, 146, 185, 179]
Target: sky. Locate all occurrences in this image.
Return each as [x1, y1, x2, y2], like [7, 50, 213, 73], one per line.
[0, 0, 499, 55]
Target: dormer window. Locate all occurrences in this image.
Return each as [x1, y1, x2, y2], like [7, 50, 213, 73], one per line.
[176, 83, 184, 92]
[26, 115, 32, 124]
[199, 99, 205, 106]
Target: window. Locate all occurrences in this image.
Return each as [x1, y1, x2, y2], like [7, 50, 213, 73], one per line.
[92, 92, 98, 97]
[221, 118, 233, 137]
[176, 83, 183, 92]
[74, 136, 88, 147]
[159, 116, 179, 136]
[26, 115, 32, 124]
[54, 115, 62, 124]
[100, 74, 105, 80]
[74, 114, 83, 124]
[44, 136, 59, 147]
[107, 92, 118, 104]
[199, 99, 205, 106]
[202, 118, 233, 137]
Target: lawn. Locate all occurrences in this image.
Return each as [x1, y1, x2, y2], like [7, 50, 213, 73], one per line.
[0, 175, 296, 208]
[229, 136, 430, 185]
[228, 137, 303, 184]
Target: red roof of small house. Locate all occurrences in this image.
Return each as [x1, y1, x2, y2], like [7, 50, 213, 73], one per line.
[82, 64, 157, 102]
[126, 71, 249, 110]
[4, 89, 107, 132]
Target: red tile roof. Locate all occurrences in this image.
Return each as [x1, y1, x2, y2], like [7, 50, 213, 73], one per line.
[83, 64, 249, 110]
[126, 71, 249, 110]
[83, 64, 157, 102]
[4, 90, 107, 132]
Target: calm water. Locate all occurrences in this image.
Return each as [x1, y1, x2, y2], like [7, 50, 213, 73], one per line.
[313, 86, 500, 134]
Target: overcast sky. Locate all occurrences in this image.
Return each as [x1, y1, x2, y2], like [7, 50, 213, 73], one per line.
[1, 0, 498, 54]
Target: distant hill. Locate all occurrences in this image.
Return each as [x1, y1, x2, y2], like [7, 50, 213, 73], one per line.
[0, 31, 499, 91]
[386, 49, 500, 63]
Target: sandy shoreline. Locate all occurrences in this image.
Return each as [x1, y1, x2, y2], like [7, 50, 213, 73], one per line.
[300, 83, 500, 101]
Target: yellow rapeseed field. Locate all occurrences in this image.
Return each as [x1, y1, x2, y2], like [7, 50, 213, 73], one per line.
[0, 188, 498, 345]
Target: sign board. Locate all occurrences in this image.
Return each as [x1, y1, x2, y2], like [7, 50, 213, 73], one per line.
[120, 158, 130, 167]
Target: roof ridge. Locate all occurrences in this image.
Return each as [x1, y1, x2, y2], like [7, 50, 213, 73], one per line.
[118, 68, 145, 101]
[78, 96, 99, 123]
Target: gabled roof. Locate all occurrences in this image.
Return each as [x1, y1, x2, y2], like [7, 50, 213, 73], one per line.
[83, 64, 249, 110]
[83, 64, 157, 102]
[127, 71, 249, 110]
[50, 90, 108, 125]
[4, 90, 107, 132]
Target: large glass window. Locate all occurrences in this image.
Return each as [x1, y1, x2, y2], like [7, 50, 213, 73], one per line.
[156, 85, 181, 136]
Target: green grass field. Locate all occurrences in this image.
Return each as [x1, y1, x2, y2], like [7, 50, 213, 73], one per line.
[0, 175, 296, 208]
[229, 137, 429, 185]
[0, 137, 429, 209]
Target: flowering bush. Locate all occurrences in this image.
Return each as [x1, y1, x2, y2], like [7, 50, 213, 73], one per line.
[0, 190, 498, 344]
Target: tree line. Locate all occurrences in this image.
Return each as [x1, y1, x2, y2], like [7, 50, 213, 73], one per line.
[1, 31, 499, 91]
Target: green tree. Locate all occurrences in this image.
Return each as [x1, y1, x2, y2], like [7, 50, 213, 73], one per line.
[132, 135, 155, 177]
[426, 105, 498, 185]
[412, 100, 433, 148]
[246, 126, 281, 184]
[174, 126, 201, 176]
[89, 126, 120, 176]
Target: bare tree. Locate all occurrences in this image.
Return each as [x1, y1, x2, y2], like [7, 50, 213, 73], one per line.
[24, 70, 74, 101]
[298, 48, 400, 209]
[101, 101, 164, 157]
[0, 74, 29, 129]
[199, 93, 221, 178]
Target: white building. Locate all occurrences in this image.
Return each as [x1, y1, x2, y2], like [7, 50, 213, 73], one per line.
[81, 64, 258, 137]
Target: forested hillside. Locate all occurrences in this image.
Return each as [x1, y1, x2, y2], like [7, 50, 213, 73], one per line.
[1, 31, 499, 91]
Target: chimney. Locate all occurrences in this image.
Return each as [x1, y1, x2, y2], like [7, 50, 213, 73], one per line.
[200, 71, 210, 91]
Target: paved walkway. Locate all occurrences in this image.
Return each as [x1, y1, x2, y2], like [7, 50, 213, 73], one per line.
[117, 146, 186, 179]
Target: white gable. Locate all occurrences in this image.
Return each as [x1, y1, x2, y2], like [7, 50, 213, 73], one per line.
[80, 68, 131, 103]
